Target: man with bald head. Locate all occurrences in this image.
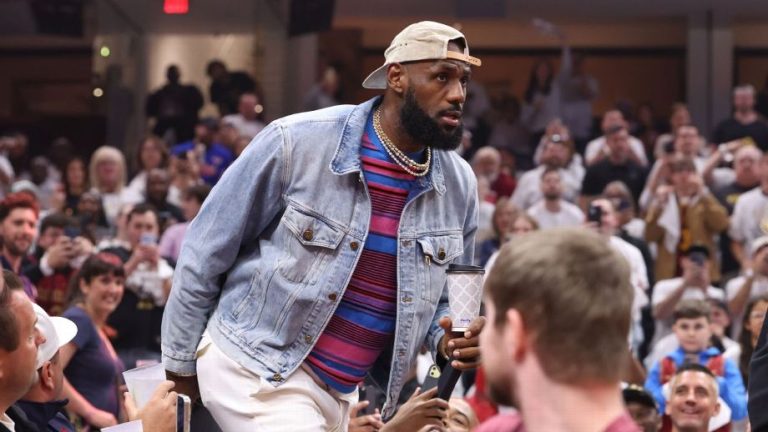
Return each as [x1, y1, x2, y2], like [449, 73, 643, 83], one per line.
[665, 364, 721, 432]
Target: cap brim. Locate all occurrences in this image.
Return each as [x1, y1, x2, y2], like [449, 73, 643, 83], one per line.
[362, 64, 388, 89]
[50, 316, 78, 348]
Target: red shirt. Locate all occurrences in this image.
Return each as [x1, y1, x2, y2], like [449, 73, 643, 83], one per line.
[475, 412, 640, 432]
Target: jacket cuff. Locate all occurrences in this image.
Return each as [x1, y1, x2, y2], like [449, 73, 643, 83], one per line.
[162, 353, 197, 376]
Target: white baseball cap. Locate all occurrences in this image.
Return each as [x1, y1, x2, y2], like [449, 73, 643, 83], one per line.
[32, 303, 77, 369]
[362, 21, 482, 90]
[753, 236, 768, 255]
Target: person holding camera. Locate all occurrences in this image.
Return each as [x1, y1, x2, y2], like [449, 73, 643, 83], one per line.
[645, 156, 729, 284]
[650, 245, 725, 346]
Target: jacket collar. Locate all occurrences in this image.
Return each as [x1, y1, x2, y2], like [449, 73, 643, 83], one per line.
[329, 96, 446, 195]
[13, 399, 69, 432]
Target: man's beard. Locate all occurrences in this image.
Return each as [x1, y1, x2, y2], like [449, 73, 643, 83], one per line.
[5, 238, 29, 257]
[400, 89, 463, 151]
[543, 191, 560, 201]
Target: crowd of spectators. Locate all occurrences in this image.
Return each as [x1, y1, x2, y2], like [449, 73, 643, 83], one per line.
[3, 46, 768, 430]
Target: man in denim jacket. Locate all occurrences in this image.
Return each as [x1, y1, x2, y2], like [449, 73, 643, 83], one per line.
[161, 21, 483, 430]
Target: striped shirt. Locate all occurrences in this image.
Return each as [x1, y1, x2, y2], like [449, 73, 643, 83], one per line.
[305, 112, 421, 393]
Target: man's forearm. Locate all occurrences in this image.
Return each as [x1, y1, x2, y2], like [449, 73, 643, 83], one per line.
[653, 282, 687, 320]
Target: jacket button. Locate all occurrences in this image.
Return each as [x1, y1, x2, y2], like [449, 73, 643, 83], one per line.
[437, 248, 446, 260]
[304, 334, 312, 343]
[302, 228, 314, 241]
[272, 373, 283, 382]
[401, 240, 412, 247]
[350, 241, 359, 251]
[402, 295, 412, 304]
[328, 293, 338, 301]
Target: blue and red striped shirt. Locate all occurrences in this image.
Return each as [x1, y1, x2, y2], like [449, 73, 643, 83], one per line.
[305, 112, 422, 392]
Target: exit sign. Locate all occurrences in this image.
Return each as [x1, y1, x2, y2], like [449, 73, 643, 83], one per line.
[164, 0, 188, 14]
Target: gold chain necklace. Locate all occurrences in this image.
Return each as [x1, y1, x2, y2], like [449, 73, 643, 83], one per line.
[373, 108, 431, 177]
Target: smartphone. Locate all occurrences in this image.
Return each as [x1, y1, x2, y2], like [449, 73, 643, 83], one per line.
[63, 226, 81, 239]
[177, 394, 191, 432]
[689, 251, 707, 267]
[587, 204, 603, 226]
[663, 140, 675, 155]
[140, 233, 158, 246]
[422, 364, 441, 392]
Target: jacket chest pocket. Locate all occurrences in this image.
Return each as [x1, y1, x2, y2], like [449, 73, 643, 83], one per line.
[416, 233, 464, 302]
[278, 205, 345, 285]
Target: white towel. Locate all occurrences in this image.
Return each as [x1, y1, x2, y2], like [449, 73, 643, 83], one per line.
[657, 193, 680, 254]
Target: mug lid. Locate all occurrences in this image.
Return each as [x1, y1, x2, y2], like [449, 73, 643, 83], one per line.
[447, 264, 485, 274]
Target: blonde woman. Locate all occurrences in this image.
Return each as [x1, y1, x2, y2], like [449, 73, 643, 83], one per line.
[89, 146, 141, 226]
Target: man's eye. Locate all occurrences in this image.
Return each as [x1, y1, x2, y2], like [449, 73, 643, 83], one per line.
[437, 74, 448, 82]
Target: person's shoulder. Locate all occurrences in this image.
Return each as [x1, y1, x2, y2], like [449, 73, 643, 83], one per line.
[474, 413, 525, 432]
[707, 286, 725, 300]
[171, 141, 195, 155]
[62, 306, 93, 331]
[272, 103, 360, 128]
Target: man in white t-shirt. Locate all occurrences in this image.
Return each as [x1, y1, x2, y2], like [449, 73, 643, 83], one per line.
[510, 135, 581, 210]
[730, 153, 768, 270]
[585, 110, 648, 167]
[527, 167, 584, 230]
[651, 245, 725, 345]
[221, 92, 266, 139]
[726, 236, 768, 339]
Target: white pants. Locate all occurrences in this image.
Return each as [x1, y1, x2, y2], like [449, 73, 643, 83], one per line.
[196, 332, 358, 431]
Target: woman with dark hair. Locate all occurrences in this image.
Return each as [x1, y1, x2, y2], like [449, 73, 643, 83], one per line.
[60, 253, 127, 429]
[62, 157, 89, 215]
[476, 198, 519, 266]
[739, 295, 768, 385]
[126, 135, 169, 199]
[521, 58, 561, 146]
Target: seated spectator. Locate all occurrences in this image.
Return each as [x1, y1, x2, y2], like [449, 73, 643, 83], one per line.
[622, 384, 661, 432]
[639, 125, 707, 211]
[712, 145, 762, 277]
[511, 134, 581, 210]
[526, 167, 584, 229]
[645, 299, 747, 423]
[0, 270, 45, 432]
[483, 213, 539, 275]
[471, 147, 516, 200]
[581, 126, 648, 207]
[60, 254, 127, 429]
[726, 236, 768, 339]
[19, 157, 60, 212]
[665, 364, 724, 432]
[24, 213, 93, 316]
[102, 204, 173, 369]
[171, 117, 234, 186]
[302, 65, 340, 112]
[531, 119, 586, 185]
[477, 228, 636, 432]
[645, 299, 740, 371]
[713, 85, 768, 151]
[476, 198, 518, 267]
[738, 296, 768, 386]
[62, 157, 89, 217]
[89, 146, 142, 227]
[222, 92, 266, 139]
[653, 103, 691, 160]
[474, 176, 497, 244]
[603, 181, 648, 252]
[585, 109, 649, 167]
[644, 157, 729, 283]
[0, 193, 39, 299]
[651, 245, 725, 344]
[14, 303, 77, 432]
[730, 153, 768, 271]
[159, 184, 211, 264]
[126, 135, 169, 199]
[144, 169, 184, 233]
[75, 191, 111, 244]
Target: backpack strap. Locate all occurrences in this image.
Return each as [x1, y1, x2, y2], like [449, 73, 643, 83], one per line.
[707, 354, 725, 377]
[661, 356, 677, 384]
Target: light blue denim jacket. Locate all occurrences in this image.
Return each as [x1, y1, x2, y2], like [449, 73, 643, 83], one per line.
[161, 97, 478, 417]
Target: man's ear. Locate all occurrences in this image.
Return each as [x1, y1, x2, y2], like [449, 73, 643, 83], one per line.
[505, 309, 527, 361]
[41, 361, 55, 390]
[386, 63, 407, 95]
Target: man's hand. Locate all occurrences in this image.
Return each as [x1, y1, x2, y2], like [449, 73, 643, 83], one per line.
[47, 237, 74, 269]
[438, 316, 485, 370]
[380, 387, 448, 432]
[165, 371, 200, 404]
[348, 400, 384, 432]
[124, 380, 177, 432]
[72, 236, 94, 258]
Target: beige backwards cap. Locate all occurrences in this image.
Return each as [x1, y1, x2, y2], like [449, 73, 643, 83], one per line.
[362, 21, 482, 90]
